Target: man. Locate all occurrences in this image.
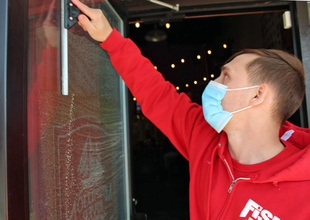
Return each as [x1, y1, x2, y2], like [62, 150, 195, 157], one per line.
[72, 0, 310, 219]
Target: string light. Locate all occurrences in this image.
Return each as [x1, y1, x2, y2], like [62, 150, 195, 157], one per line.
[197, 55, 201, 60]
[223, 44, 227, 49]
[135, 22, 140, 28]
[176, 86, 180, 90]
[211, 74, 215, 78]
[166, 23, 170, 29]
[185, 84, 189, 87]
[208, 50, 212, 55]
[154, 66, 157, 69]
[181, 59, 185, 63]
[194, 80, 198, 85]
[133, 97, 137, 101]
[171, 64, 175, 68]
[203, 77, 207, 81]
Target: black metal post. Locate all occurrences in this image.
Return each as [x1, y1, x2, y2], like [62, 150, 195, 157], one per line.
[6, 0, 29, 218]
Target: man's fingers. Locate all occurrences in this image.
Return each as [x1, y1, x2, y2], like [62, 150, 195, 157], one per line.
[77, 14, 94, 32]
[78, 21, 87, 31]
[71, 0, 95, 20]
[71, 0, 113, 42]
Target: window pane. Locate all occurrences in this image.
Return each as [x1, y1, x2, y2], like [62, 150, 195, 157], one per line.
[27, 1, 129, 219]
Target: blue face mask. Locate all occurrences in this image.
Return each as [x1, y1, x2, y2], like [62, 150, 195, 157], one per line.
[202, 81, 261, 133]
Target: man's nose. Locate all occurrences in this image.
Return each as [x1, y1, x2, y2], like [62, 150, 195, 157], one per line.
[214, 74, 222, 83]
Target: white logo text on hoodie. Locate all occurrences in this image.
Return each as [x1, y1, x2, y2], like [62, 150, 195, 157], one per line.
[240, 199, 280, 220]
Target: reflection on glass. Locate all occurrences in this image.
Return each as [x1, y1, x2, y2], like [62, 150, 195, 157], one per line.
[27, 0, 128, 219]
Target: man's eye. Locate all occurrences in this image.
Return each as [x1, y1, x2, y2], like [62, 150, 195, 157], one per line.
[224, 74, 228, 78]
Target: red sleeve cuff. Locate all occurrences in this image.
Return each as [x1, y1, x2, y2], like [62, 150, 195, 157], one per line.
[99, 28, 126, 54]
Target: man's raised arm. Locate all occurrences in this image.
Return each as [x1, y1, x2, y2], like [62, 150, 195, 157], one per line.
[71, 0, 215, 160]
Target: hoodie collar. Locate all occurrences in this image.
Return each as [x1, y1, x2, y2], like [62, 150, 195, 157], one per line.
[219, 121, 310, 183]
[259, 121, 310, 183]
[280, 121, 310, 150]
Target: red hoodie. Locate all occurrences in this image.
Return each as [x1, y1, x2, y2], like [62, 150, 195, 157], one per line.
[101, 29, 310, 220]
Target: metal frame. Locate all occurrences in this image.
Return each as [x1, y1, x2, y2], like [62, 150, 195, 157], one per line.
[127, 0, 290, 20]
[0, 0, 8, 219]
[286, 1, 309, 128]
[6, 0, 29, 219]
[295, 1, 310, 127]
[147, 0, 179, 11]
[105, 1, 133, 218]
[120, 55, 132, 220]
[104, 2, 132, 218]
[61, 0, 69, 95]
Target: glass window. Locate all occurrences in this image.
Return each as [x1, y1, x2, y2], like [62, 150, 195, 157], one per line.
[27, 1, 129, 219]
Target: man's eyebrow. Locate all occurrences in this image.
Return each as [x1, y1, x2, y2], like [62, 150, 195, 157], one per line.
[221, 65, 230, 72]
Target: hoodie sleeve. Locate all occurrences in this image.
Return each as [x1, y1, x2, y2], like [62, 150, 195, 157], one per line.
[100, 28, 209, 160]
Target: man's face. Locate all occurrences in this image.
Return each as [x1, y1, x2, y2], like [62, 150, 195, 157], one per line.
[214, 54, 260, 114]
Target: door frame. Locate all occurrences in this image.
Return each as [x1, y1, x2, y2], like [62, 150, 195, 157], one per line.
[5, 0, 30, 219]
[295, 1, 310, 128]
[0, 0, 8, 218]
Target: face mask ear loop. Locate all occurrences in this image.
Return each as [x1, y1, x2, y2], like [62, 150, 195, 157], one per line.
[255, 98, 264, 106]
[226, 85, 259, 91]
[231, 99, 264, 114]
[231, 106, 252, 114]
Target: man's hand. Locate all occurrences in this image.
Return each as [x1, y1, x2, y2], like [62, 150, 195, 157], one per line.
[71, 0, 113, 42]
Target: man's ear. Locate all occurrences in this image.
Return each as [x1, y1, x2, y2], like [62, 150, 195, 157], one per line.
[250, 84, 267, 106]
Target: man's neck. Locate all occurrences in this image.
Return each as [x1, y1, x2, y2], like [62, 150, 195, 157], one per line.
[225, 123, 285, 165]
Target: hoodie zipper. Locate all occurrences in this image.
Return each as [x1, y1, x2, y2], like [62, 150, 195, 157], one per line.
[216, 159, 252, 220]
[223, 159, 250, 193]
